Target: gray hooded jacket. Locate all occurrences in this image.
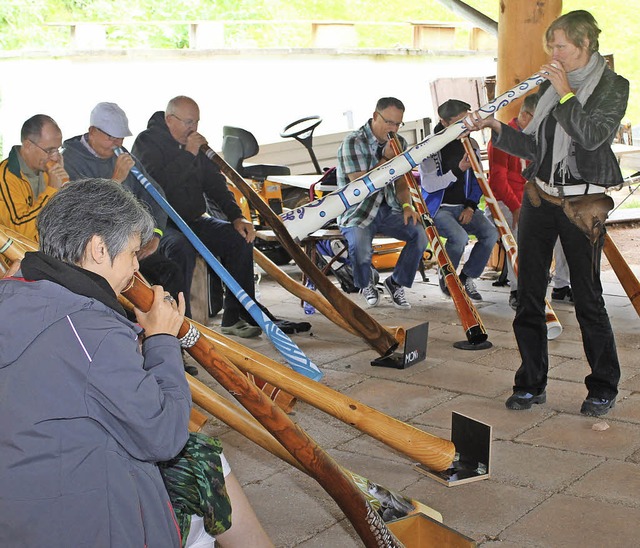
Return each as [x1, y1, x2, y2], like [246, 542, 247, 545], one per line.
[0, 275, 191, 547]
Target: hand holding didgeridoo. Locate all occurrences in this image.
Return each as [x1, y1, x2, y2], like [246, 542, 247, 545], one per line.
[122, 273, 404, 547]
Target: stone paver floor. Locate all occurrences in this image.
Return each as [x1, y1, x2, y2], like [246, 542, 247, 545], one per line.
[192, 261, 640, 547]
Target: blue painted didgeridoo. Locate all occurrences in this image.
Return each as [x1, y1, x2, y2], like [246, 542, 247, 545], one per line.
[115, 147, 322, 381]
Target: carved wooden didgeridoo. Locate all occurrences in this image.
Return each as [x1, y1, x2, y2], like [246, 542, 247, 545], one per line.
[388, 133, 489, 345]
[0, 226, 296, 414]
[178, 308, 455, 472]
[603, 232, 640, 318]
[187, 375, 443, 524]
[281, 72, 549, 240]
[461, 137, 563, 339]
[0, 228, 33, 260]
[253, 248, 406, 344]
[200, 144, 400, 358]
[122, 274, 404, 547]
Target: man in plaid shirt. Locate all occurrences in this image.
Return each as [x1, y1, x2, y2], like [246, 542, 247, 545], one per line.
[336, 97, 427, 309]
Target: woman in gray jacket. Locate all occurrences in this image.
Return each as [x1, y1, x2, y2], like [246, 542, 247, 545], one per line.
[466, 10, 628, 417]
[0, 179, 190, 546]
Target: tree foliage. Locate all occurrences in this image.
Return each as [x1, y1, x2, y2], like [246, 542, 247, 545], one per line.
[0, 1, 636, 123]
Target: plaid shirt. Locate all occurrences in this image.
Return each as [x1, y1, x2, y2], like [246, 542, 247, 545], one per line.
[336, 120, 407, 228]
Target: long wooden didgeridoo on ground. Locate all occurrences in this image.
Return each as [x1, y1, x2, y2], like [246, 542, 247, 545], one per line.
[123, 275, 404, 547]
[254, 248, 406, 344]
[0, 226, 297, 414]
[200, 145, 400, 358]
[388, 133, 488, 345]
[604, 232, 640, 318]
[188, 375, 443, 524]
[461, 137, 563, 340]
[181, 309, 455, 472]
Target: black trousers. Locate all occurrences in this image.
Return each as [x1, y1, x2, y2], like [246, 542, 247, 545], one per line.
[160, 219, 255, 327]
[513, 192, 620, 400]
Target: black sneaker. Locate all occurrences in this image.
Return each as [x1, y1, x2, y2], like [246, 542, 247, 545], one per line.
[505, 391, 546, 410]
[184, 363, 199, 376]
[463, 277, 483, 302]
[438, 268, 450, 297]
[552, 285, 573, 303]
[384, 277, 411, 309]
[509, 290, 519, 311]
[361, 283, 380, 307]
[580, 396, 616, 417]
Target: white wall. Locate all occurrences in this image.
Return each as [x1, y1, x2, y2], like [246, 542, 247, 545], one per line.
[0, 50, 496, 156]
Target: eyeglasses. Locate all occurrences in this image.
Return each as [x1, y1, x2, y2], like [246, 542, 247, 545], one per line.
[376, 111, 404, 128]
[28, 139, 62, 157]
[170, 114, 199, 128]
[95, 127, 122, 141]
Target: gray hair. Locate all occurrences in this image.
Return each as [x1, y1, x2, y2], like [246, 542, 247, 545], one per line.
[166, 95, 197, 116]
[521, 94, 539, 115]
[38, 179, 155, 265]
[21, 114, 60, 142]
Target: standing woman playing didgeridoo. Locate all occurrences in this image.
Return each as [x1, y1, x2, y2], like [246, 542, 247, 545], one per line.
[465, 10, 628, 417]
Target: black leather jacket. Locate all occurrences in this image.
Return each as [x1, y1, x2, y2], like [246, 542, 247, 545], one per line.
[493, 67, 629, 188]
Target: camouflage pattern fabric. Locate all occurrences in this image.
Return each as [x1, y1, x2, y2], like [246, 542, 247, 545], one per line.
[159, 432, 232, 546]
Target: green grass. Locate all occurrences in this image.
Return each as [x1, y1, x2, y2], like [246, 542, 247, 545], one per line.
[619, 196, 640, 209]
[1, 1, 638, 125]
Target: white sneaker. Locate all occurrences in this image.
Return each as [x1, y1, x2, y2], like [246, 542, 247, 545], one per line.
[384, 277, 411, 309]
[463, 277, 483, 301]
[361, 284, 380, 307]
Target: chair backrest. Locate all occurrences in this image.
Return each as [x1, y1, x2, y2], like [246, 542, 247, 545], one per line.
[222, 126, 260, 173]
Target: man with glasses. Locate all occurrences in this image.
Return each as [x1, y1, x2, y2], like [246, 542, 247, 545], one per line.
[336, 97, 426, 309]
[0, 114, 68, 241]
[419, 99, 498, 302]
[132, 96, 262, 338]
[63, 102, 170, 264]
[62, 101, 199, 375]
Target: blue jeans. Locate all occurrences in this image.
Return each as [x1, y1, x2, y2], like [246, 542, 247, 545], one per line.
[434, 205, 498, 279]
[341, 202, 428, 289]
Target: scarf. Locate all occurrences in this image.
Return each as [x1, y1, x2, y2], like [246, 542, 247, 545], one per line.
[20, 251, 126, 317]
[524, 52, 607, 182]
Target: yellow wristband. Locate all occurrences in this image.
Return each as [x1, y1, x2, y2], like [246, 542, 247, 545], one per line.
[402, 203, 414, 210]
[559, 92, 575, 104]
[154, 228, 164, 238]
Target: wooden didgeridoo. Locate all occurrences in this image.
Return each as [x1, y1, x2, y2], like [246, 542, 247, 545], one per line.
[0, 226, 296, 414]
[200, 145, 400, 358]
[388, 133, 488, 345]
[123, 275, 403, 547]
[118, 292, 297, 415]
[604, 232, 640, 318]
[461, 137, 563, 340]
[187, 374, 443, 523]
[254, 248, 406, 345]
[183, 311, 455, 472]
[0, 230, 32, 261]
